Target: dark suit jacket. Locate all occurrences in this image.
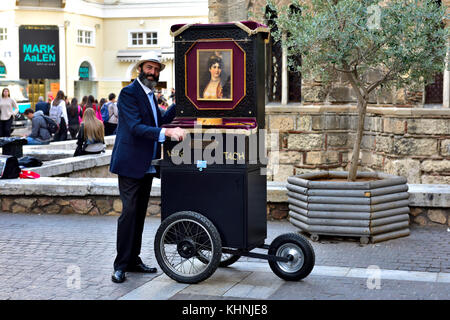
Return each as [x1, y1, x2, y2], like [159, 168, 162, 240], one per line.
[110, 80, 176, 179]
[35, 101, 50, 116]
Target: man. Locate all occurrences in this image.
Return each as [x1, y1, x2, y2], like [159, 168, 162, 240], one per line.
[109, 51, 185, 283]
[156, 91, 163, 105]
[169, 88, 175, 100]
[104, 93, 118, 136]
[35, 96, 50, 116]
[23, 108, 51, 145]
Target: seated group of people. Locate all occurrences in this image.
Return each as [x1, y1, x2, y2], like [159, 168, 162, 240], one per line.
[23, 107, 106, 157]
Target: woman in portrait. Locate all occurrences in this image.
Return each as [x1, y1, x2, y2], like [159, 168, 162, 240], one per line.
[199, 54, 230, 100]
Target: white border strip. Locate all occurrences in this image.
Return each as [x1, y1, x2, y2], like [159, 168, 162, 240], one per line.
[232, 262, 450, 283]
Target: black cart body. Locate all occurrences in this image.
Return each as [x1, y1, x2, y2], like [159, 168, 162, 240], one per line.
[161, 162, 267, 250]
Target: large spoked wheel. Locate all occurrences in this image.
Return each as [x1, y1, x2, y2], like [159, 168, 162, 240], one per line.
[197, 249, 241, 268]
[154, 211, 222, 284]
[268, 233, 315, 281]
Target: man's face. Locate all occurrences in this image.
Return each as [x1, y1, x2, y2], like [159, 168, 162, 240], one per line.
[138, 61, 161, 89]
[25, 113, 33, 120]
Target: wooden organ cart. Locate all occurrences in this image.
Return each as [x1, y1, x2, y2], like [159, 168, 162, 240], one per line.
[153, 21, 315, 283]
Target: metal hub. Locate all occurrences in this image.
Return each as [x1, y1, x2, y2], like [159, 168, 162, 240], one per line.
[177, 239, 196, 259]
[276, 244, 304, 273]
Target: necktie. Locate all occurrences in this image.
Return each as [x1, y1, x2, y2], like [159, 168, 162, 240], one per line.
[148, 92, 158, 127]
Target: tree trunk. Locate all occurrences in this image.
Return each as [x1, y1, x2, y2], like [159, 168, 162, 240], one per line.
[348, 98, 367, 181]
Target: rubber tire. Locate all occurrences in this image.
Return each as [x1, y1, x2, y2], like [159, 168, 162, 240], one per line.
[154, 211, 222, 284]
[268, 233, 315, 281]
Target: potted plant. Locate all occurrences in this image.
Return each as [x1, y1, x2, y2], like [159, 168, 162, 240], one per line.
[268, 0, 449, 243]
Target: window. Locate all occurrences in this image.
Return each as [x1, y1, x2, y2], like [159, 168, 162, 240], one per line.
[0, 28, 7, 41]
[17, 0, 64, 8]
[129, 31, 158, 47]
[84, 31, 92, 45]
[131, 32, 144, 46]
[77, 29, 95, 46]
[146, 32, 157, 46]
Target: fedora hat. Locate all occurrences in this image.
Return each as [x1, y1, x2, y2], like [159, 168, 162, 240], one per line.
[135, 51, 165, 72]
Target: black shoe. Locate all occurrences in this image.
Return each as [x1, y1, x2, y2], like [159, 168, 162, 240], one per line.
[127, 263, 157, 273]
[111, 270, 126, 283]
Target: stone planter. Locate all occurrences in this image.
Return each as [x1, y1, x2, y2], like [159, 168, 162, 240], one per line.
[287, 171, 410, 244]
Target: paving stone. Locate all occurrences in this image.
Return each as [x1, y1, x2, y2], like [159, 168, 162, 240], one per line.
[269, 276, 450, 300]
[223, 272, 284, 299]
[179, 269, 251, 297]
[0, 213, 449, 300]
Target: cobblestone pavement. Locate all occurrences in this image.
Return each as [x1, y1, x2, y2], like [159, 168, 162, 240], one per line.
[0, 212, 449, 300]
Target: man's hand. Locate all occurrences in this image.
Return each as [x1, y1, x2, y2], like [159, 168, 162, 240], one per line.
[165, 127, 186, 141]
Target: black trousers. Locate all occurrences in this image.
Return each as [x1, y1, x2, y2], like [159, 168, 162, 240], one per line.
[0, 116, 13, 137]
[114, 174, 153, 271]
[68, 124, 80, 140]
[104, 122, 117, 136]
[53, 117, 67, 141]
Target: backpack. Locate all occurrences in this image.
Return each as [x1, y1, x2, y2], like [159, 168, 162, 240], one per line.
[42, 115, 59, 134]
[101, 102, 111, 122]
[18, 156, 43, 168]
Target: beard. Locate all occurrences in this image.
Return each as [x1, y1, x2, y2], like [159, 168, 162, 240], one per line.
[139, 70, 159, 89]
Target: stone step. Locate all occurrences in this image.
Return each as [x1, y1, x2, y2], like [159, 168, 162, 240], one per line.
[0, 177, 448, 208]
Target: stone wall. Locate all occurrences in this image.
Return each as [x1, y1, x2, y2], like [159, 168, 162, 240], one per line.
[0, 196, 161, 217]
[266, 104, 450, 185]
[410, 207, 450, 227]
[208, 0, 230, 23]
[0, 195, 289, 221]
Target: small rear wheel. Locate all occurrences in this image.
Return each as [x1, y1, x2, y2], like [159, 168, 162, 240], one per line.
[268, 233, 315, 281]
[154, 211, 222, 284]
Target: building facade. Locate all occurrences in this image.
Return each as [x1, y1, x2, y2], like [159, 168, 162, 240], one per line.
[0, 0, 208, 108]
[209, 0, 450, 108]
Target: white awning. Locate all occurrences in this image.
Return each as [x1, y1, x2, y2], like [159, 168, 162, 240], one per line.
[161, 51, 174, 62]
[116, 49, 173, 62]
[116, 50, 152, 62]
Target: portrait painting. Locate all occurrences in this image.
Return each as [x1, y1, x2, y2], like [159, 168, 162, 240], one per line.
[197, 49, 233, 101]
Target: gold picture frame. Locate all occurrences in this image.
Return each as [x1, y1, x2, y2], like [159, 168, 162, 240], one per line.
[196, 49, 233, 101]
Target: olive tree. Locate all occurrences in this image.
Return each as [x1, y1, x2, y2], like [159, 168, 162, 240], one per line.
[268, 0, 449, 181]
